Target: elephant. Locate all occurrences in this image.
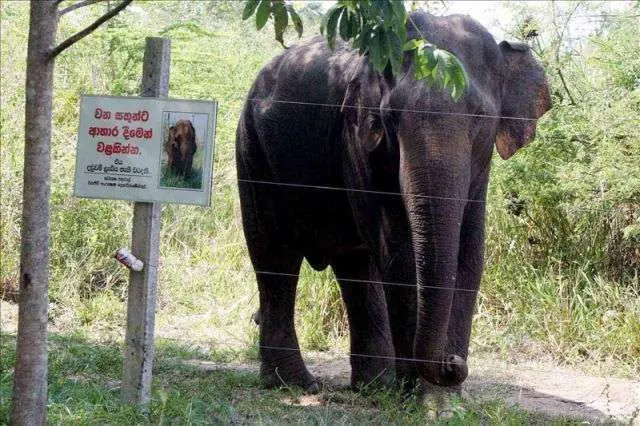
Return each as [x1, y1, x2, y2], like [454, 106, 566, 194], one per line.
[165, 119, 197, 179]
[236, 12, 551, 392]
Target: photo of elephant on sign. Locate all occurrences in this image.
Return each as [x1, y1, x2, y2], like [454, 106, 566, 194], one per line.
[166, 119, 196, 177]
[160, 113, 208, 190]
[237, 12, 551, 393]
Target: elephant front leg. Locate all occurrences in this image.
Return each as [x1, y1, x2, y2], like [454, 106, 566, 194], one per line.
[446, 195, 486, 370]
[332, 251, 395, 388]
[382, 253, 419, 389]
[255, 260, 318, 393]
[184, 153, 194, 179]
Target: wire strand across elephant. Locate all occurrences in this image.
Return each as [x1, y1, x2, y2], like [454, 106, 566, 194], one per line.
[236, 12, 551, 392]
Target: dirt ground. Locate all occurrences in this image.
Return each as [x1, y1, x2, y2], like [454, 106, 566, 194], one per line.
[187, 352, 640, 424]
[466, 356, 639, 423]
[2, 301, 639, 423]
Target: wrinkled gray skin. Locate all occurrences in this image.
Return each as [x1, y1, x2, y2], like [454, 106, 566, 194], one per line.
[236, 12, 551, 392]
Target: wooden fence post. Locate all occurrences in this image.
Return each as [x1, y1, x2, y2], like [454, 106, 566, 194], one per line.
[121, 37, 170, 407]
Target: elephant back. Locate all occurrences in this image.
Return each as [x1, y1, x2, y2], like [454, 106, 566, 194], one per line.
[237, 38, 366, 270]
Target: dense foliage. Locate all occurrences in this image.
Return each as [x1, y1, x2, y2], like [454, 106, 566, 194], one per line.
[0, 0, 638, 388]
[478, 3, 640, 367]
[243, 0, 468, 100]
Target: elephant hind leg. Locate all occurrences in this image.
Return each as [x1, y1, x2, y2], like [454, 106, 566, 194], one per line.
[254, 252, 317, 393]
[332, 251, 395, 388]
[237, 126, 316, 391]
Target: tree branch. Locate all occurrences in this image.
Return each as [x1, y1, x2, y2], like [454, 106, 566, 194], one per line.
[49, 0, 132, 60]
[58, 0, 105, 18]
[557, 68, 577, 105]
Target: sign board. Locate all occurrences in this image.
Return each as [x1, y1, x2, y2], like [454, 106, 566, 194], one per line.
[74, 95, 217, 206]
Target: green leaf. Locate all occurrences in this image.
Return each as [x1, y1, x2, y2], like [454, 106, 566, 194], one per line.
[321, 4, 338, 35]
[321, 1, 468, 102]
[431, 60, 440, 80]
[423, 44, 437, 69]
[274, 1, 288, 47]
[402, 38, 424, 51]
[380, 0, 395, 28]
[389, 0, 407, 23]
[286, 4, 303, 38]
[444, 66, 452, 89]
[446, 57, 458, 90]
[413, 47, 435, 83]
[340, 0, 358, 10]
[369, 28, 388, 72]
[339, 7, 351, 41]
[242, 0, 260, 20]
[349, 10, 360, 37]
[255, 0, 271, 31]
[451, 85, 460, 101]
[388, 31, 403, 75]
[430, 48, 469, 100]
[326, 6, 343, 49]
[380, 27, 391, 62]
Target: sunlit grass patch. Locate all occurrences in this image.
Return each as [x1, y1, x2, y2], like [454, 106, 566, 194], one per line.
[1, 333, 578, 424]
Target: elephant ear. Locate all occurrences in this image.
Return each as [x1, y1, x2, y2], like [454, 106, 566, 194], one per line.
[497, 40, 552, 160]
[341, 64, 390, 153]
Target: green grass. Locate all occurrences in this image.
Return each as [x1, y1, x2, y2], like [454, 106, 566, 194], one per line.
[0, 332, 588, 424]
[160, 165, 204, 189]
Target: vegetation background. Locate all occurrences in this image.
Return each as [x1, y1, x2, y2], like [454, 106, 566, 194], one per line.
[0, 0, 638, 423]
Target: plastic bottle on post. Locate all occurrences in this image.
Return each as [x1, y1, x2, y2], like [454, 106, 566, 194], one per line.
[114, 248, 144, 272]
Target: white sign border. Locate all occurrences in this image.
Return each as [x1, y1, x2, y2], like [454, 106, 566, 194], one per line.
[73, 95, 218, 206]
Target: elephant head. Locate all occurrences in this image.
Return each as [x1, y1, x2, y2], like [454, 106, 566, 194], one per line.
[340, 14, 551, 387]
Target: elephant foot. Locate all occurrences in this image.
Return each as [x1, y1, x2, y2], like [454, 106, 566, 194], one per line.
[418, 354, 468, 387]
[393, 360, 420, 391]
[261, 368, 318, 393]
[350, 354, 395, 390]
[260, 355, 318, 393]
[421, 381, 465, 420]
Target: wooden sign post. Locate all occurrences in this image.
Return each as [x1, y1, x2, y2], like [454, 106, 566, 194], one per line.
[72, 36, 217, 409]
[121, 37, 169, 407]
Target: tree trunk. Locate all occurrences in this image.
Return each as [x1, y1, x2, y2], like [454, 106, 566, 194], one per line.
[11, 2, 58, 425]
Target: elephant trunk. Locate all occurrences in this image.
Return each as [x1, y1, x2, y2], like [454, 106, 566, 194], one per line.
[400, 135, 470, 387]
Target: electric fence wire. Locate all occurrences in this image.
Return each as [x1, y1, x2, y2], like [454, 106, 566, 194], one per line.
[153, 333, 626, 404]
[234, 177, 638, 214]
[208, 266, 479, 293]
[146, 6, 637, 404]
[202, 75, 637, 213]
